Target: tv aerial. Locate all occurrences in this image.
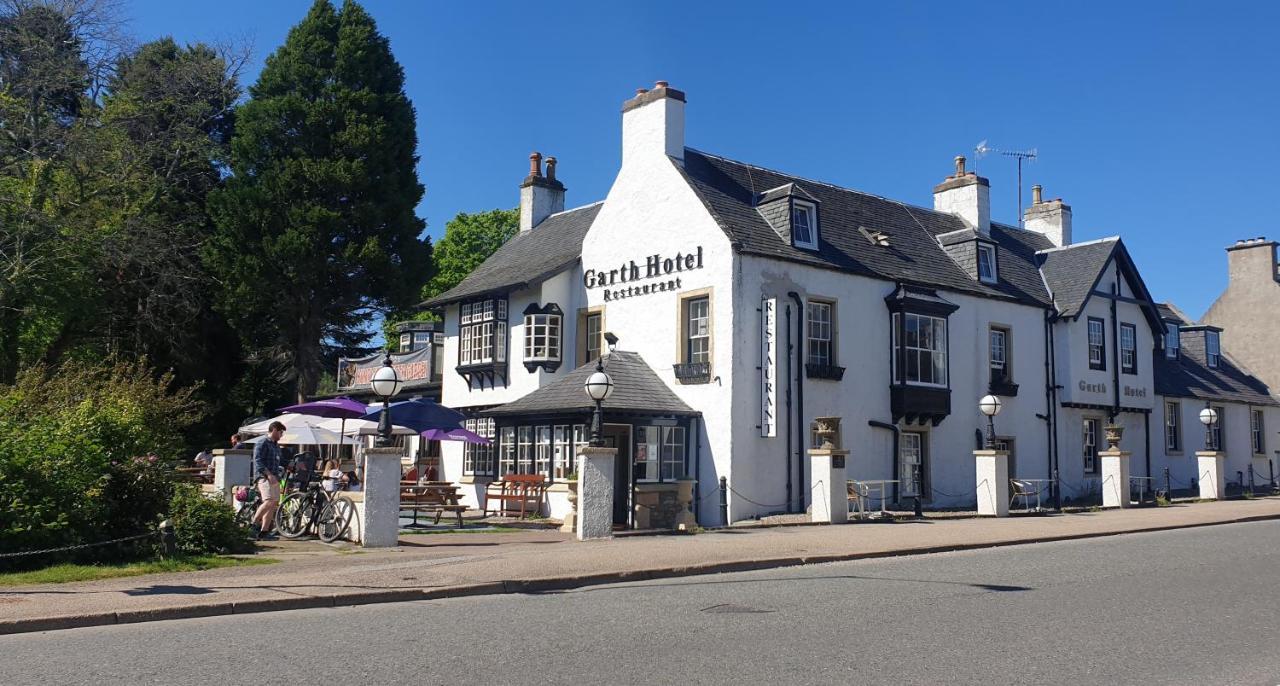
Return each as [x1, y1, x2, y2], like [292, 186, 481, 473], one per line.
[975, 140, 1038, 227]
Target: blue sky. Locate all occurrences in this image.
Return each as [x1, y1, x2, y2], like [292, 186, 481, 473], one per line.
[127, 0, 1279, 318]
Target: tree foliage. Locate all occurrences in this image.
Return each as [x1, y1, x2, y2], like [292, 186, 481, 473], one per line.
[423, 208, 518, 302]
[209, 0, 431, 401]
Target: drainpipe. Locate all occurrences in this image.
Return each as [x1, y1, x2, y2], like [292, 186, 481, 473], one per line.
[869, 420, 900, 498]
[1048, 313, 1062, 509]
[788, 291, 805, 514]
[1042, 309, 1053, 481]
[784, 304, 793, 513]
[693, 416, 701, 524]
[1143, 411, 1151, 482]
[1110, 274, 1121, 421]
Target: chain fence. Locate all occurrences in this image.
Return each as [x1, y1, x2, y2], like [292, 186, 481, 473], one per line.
[0, 530, 160, 561]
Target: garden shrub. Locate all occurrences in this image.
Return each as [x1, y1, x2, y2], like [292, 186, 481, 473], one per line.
[0, 358, 204, 568]
[168, 484, 252, 555]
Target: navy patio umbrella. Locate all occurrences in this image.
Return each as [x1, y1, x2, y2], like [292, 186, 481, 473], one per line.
[361, 398, 465, 435]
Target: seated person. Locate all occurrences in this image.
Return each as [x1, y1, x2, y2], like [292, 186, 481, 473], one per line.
[321, 459, 349, 493]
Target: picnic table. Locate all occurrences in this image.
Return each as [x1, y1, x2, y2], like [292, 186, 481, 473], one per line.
[400, 482, 467, 528]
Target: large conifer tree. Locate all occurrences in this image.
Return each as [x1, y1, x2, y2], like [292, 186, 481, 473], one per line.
[209, 0, 430, 401]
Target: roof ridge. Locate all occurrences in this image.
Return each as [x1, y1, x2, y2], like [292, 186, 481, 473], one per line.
[1035, 236, 1120, 254]
[545, 199, 604, 219]
[685, 146, 959, 225]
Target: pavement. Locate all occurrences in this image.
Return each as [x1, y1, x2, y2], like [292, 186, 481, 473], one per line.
[4, 496, 1280, 635]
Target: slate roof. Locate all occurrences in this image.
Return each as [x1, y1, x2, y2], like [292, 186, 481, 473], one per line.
[1154, 327, 1279, 406]
[482, 351, 700, 418]
[420, 202, 602, 309]
[677, 149, 1055, 307]
[1156, 302, 1189, 324]
[1035, 237, 1120, 318]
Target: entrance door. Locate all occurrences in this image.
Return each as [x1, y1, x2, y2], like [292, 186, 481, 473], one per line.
[900, 432, 925, 497]
[602, 424, 632, 526]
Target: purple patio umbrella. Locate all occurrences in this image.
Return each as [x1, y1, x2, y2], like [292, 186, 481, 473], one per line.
[420, 427, 491, 445]
[278, 397, 369, 448]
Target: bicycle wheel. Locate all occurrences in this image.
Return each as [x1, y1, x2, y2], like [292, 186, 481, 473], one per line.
[276, 492, 308, 539]
[318, 496, 355, 543]
[233, 491, 259, 530]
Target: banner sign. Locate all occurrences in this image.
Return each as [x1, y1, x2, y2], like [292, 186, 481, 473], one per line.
[338, 347, 432, 391]
[760, 297, 777, 437]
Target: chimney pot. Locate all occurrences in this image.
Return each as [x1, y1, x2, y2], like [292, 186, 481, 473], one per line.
[635, 88, 648, 96]
[954, 155, 966, 177]
[545, 156, 557, 182]
[529, 152, 542, 177]
[1032, 184, 1043, 205]
[655, 80, 669, 89]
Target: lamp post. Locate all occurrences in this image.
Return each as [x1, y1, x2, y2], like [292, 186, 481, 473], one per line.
[583, 358, 615, 447]
[370, 353, 402, 448]
[978, 394, 1003, 449]
[1199, 403, 1219, 451]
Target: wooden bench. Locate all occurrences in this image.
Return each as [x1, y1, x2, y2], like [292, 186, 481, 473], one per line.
[400, 483, 467, 528]
[484, 475, 547, 519]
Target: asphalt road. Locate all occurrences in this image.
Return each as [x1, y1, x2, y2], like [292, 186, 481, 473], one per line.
[4, 521, 1280, 685]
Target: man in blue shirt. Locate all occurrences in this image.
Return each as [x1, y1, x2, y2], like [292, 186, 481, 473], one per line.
[250, 421, 285, 540]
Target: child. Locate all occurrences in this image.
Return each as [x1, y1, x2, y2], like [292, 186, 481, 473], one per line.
[321, 459, 346, 493]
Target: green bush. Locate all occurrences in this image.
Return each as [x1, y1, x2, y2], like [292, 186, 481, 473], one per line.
[0, 358, 202, 569]
[168, 485, 252, 555]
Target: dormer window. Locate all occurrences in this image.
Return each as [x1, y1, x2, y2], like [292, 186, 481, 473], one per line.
[1206, 330, 1221, 368]
[976, 243, 997, 284]
[1164, 323, 1180, 359]
[792, 201, 818, 250]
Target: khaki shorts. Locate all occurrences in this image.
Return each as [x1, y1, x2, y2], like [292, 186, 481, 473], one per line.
[258, 477, 280, 502]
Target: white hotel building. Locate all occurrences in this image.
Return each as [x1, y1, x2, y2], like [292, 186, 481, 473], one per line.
[421, 82, 1280, 527]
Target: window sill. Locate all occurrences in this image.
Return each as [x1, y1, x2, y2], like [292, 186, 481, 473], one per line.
[522, 359, 562, 373]
[988, 380, 1019, 397]
[805, 363, 846, 381]
[673, 362, 712, 385]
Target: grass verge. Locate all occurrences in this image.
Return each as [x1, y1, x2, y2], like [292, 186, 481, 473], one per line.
[0, 555, 277, 587]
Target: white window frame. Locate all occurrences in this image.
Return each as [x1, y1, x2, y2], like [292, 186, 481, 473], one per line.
[1087, 318, 1106, 370]
[1210, 406, 1224, 452]
[535, 425, 552, 477]
[1252, 410, 1265, 455]
[989, 327, 1009, 383]
[516, 426, 534, 474]
[584, 312, 602, 363]
[1164, 323, 1180, 359]
[1206, 331, 1221, 369]
[1083, 418, 1100, 474]
[1120, 323, 1137, 375]
[976, 243, 997, 284]
[462, 418, 496, 475]
[635, 425, 687, 483]
[523, 313, 562, 363]
[806, 300, 835, 367]
[1165, 401, 1181, 453]
[685, 296, 710, 365]
[893, 312, 948, 387]
[459, 298, 506, 366]
[413, 332, 431, 350]
[498, 426, 516, 475]
[900, 431, 925, 496]
[791, 200, 818, 250]
[399, 333, 412, 353]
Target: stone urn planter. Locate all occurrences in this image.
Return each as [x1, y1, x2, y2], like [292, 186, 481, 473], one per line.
[559, 479, 579, 533]
[1104, 425, 1124, 451]
[674, 478, 697, 531]
[814, 416, 843, 450]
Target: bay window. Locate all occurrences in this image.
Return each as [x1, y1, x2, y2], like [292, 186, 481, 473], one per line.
[892, 312, 948, 386]
[522, 303, 563, 372]
[458, 298, 508, 383]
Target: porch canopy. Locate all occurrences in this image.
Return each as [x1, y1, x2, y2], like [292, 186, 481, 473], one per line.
[480, 351, 701, 421]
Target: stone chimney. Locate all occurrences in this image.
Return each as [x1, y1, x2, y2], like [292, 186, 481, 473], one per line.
[932, 156, 990, 235]
[1225, 237, 1279, 285]
[1023, 184, 1073, 247]
[519, 151, 565, 232]
[621, 80, 686, 166]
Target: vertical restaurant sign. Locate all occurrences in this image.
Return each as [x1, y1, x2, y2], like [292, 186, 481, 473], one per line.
[760, 297, 777, 437]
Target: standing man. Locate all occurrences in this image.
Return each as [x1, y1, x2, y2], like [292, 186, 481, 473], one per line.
[250, 421, 285, 540]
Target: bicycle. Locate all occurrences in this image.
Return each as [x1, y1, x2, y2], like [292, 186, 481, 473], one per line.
[277, 477, 356, 543]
